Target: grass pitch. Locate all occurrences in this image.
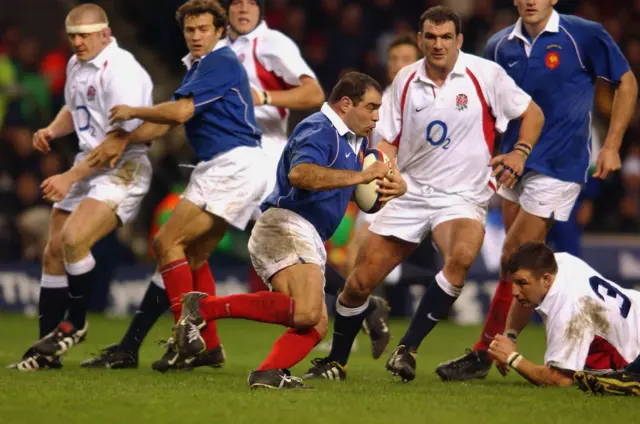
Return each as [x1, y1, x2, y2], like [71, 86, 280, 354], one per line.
[0, 314, 637, 424]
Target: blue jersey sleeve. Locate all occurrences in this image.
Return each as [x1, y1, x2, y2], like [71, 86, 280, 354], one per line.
[174, 56, 238, 115]
[290, 128, 335, 169]
[584, 23, 630, 84]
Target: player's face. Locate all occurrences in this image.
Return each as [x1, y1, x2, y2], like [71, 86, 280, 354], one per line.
[514, 0, 558, 26]
[419, 20, 463, 71]
[510, 269, 553, 307]
[387, 44, 419, 83]
[183, 13, 224, 59]
[229, 0, 260, 36]
[343, 87, 382, 138]
[67, 29, 109, 62]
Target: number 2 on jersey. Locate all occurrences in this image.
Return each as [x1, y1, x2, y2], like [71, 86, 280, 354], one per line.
[76, 106, 96, 137]
[589, 276, 631, 318]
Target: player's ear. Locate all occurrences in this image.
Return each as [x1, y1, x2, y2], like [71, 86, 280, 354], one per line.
[215, 26, 224, 39]
[417, 32, 423, 50]
[339, 96, 352, 113]
[456, 33, 463, 50]
[542, 273, 552, 289]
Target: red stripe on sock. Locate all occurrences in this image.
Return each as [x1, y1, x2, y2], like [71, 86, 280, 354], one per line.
[257, 327, 322, 371]
[160, 259, 193, 323]
[199, 291, 294, 327]
[474, 278, 512, 352]
[192, 262, 220, 349]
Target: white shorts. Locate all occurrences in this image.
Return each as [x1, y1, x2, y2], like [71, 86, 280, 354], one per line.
[497, 171, 581, 222]
[251, 136, 286, 221]
[54, 150, 152, 224]
[370, 178, 488, 244]
[248, 207, 326, 288]
[183, 146, 267, 231]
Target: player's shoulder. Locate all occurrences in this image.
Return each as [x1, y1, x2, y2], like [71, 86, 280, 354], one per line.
[296, 111, 335, 136]
[391, 60, 422, 90]
[558, 14, 603, 34]
[257, 25, 299, 50]
[66, 55, 79, 74]
[486, 25, 514, 50]
[203, 46, 243, 71]
[107, 44, 150, 78]
[462, 51, 505, 80]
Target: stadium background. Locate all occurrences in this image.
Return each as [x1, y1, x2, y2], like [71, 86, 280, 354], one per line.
[1, 0, 640, 321]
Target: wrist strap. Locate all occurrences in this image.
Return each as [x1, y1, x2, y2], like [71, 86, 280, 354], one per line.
[507, 352, 523, 368]
[505, 329, 518, 341]
[262, 90, 270, 105]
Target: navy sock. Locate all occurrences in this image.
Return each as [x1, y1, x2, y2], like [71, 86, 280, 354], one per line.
[399, 274, 460, 352]
[39, 286, 69, 338]
[327, 299, 376, 366]
[66, 261, 98, 330]
[119, 281, 169, 356]
[626, 354, 640, 374]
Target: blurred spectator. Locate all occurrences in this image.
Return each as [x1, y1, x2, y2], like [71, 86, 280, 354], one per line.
[40, 30, 71, 112]
[618, 145, 640, 232]
[14, 37, 51, 126]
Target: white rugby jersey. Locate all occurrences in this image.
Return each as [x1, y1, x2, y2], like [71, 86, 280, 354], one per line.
[378, 52, 531, 204]
[216, 22, 317, 152]
[369, 85, 392, 148]
[536, 253, 640, 371]
[64, 38, 153, 153]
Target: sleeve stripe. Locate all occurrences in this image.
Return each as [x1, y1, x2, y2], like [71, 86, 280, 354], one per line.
[391, 70, 417, 147]
[327, 130, 340, 167]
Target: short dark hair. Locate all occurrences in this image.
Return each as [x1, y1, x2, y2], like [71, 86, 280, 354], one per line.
[419, 6, 462, 35]
[505, 242, 558, 279]
[328, 72, 382, 106]
[387, 33, 421, 57]
[176, 0, 227, 30]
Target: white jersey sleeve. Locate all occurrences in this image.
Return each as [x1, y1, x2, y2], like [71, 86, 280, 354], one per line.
[377, 64, 415, 144]
[103, 62, 153, 134]
[486, 64, 531, 133]
[257, 31, 316, 86]
[543, 299, 596, 371]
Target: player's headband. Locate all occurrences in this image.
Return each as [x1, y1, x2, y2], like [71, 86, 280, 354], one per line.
[66, 23, 109, 34]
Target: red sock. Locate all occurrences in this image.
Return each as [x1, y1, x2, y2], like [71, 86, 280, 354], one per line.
[257, 327, 322, 371]
[200, 291, 294, 327]
[192, 262, 220, 350]
[249, 266, 268, 292]
[473, 278, 513, 352]
[160, 259, 193, 323]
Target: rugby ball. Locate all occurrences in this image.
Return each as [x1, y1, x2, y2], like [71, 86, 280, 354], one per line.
[354, 149, 391, 214]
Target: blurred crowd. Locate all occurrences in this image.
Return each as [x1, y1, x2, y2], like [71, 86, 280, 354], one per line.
[1, 0, 640, 264]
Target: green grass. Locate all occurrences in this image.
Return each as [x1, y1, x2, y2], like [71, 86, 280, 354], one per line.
[0, 314, 637, 424]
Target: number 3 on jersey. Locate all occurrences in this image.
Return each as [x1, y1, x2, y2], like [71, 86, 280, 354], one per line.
[76, 106, 96, 137]
[426, 120, 451, 150]
[589, 276, 631, 318]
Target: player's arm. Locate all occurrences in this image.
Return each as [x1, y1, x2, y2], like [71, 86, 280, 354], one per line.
[110, 98, 195, 126]
[289, 162, 388, 191]
[256, 76, 325, 110]
[584, 23, 638, 179]
[489, 68, 544, 188]
[504, 299, 535, 338]
[376, 139, 398, 163]
[32, 106, 75, 153]
[488, 334, 573, 387]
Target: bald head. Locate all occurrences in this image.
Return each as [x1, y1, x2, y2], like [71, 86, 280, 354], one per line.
[66, 3, 109, 26]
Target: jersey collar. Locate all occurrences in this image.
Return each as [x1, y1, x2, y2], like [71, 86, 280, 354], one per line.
[415, 52, 467, 86]
[224, 21, 268, 45]
[181, 43, 225, 69]
[509, 9, 559, 44]
[321, 103, 362, 152]
[86, 37, 118, 68]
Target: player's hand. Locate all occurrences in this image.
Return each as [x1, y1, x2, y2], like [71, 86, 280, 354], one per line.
[87, 135, 130, 168]
[377, 159, 406, 201]
[488, 334, 517, 366]
[489, 151, 525, 189]
[361, 160, 389, 184]
[41, 173, 74, 203]
[593, 145, 621, 179]
[109, 105, 136, 123]
[33, 128, 55, 153]
[496, 360, 510, 377]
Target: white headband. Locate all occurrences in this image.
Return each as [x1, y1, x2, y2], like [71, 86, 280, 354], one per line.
[66, 23, 109, 34]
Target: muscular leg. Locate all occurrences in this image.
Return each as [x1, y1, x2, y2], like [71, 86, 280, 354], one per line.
[39, 208, 71, 338]
[61, 198, 119, 330]
[152, 199, 228, 323]
[327, 232, 415, 366]
[399, 218, 485, 352]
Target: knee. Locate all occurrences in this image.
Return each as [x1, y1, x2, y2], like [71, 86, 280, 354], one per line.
[43, 239, 64, 268]
[446, 246, 477, 274]
[313, 313, 329, 339]
[293, 305, 323, 329]
[152, 231, 173, 259]
[500, 242, 519, 271]
[60, 226, 82, 257]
